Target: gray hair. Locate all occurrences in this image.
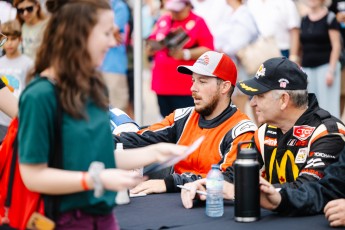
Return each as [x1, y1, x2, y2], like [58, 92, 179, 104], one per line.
[273, 89, 308, 109]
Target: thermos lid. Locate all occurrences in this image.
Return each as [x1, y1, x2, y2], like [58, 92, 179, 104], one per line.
[237, 141, 257, 160]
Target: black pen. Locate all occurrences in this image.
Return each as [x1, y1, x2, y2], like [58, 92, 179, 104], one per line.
[177, 185, 208, 196]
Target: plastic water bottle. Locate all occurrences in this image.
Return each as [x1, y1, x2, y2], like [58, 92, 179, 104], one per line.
[115, 143, 130, 205]
[234, 141, 260, 222]
[206, 164, 224, 217]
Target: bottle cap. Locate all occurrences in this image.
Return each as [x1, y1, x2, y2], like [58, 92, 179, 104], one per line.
[237, 141, 257, 159]
[237, 148, 257, 159]
[116, 143, 124, 150]
[211, 164, 220, 170]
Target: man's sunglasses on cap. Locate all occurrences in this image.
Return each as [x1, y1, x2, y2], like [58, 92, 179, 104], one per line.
[17, 5, 35, 15]
[0, 32, 7, 47]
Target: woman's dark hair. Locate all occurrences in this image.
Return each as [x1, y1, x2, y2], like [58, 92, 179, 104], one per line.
[27, 0, 111, 118]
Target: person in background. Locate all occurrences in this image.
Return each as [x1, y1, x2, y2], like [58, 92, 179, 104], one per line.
[115, 51, 256, 195]
[0, 19, 32, 141]
[213, 0, 259, 115]
[190, 0, 230, 36]
[260, 146, 345, 228]
[0, 21, 18, 118]
[180, 57, 345, 208]
[246, 0, 301, 62]
[13, 0, 47, 61]
[101, 0, 130, 112]
[147, 0, 213, 117]
[17, 0, 187, 227]
[0, 79, 17, 119]
[300, 0, 342, 118]
[329, 0, 345, 120]
[142, 0, 160, 39]
[0, 24, 17, 120]
[0, 21, 18, 129]
[0, 0, 17, 28]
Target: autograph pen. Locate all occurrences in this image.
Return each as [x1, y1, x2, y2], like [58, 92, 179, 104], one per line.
[177, 185, 208, 196]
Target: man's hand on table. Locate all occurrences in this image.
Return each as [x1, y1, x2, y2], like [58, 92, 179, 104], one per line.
[181, 179, 235, 209]
[259, 177, 281, 210]
[324, 198, 345, 227]
[130, 179, 166, 194]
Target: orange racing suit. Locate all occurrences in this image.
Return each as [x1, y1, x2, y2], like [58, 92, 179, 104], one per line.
[115, 105, 256, 192]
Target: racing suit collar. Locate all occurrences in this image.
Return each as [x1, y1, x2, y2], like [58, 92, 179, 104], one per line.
[198, 103, 236, 129]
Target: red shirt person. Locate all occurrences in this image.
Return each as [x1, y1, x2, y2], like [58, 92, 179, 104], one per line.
[147, 0, 214, 117]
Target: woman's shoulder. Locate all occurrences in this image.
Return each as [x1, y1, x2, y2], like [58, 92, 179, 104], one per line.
[21, 77, 55, 101]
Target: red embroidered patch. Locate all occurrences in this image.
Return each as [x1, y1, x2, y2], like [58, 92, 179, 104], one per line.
[293, 125, 315, 141]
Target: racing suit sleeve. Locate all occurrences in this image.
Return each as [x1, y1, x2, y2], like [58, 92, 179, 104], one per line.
[275, 135, 344, 189]
[222, 132, 259, 183]
[114, 112, 177, 148]
[164, 173, 203, 193]
[167, 128, 256, 192]
[219, 128, 256, 172]
[275, 146, 345, 216]
[222, 133, 344, 190]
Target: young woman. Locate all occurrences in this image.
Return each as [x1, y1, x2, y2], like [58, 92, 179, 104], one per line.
[13, 0, 47, 60]
[18, 0, 186, 228]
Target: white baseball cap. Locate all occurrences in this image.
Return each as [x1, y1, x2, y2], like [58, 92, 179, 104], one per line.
[177, 51, 238, 86]
[165, 0, 190, 12]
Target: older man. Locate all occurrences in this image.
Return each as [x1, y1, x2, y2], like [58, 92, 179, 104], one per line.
[181, 57, 345, 209]
[115, 51, 256, 194]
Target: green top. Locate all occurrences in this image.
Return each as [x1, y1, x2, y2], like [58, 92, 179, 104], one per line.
[18, 77, 116, 215]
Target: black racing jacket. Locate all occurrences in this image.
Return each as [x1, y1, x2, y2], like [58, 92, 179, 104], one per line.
[224, 94, 345, 189]
[276, 146, 345, 216]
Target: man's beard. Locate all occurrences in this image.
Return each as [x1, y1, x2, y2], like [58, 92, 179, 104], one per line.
[195, 93, 220, 117]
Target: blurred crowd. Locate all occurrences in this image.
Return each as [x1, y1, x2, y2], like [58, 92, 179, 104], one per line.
[1, 0, 345, 228]
[1, 0, 345, 134]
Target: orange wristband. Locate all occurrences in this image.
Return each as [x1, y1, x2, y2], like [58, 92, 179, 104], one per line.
[81, 172, 89, 191]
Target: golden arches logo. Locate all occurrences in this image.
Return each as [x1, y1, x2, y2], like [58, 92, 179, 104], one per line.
[269, 149, 299, 184]
[239, 82, 258, 92]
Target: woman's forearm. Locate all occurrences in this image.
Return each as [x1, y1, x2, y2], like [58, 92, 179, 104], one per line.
[19, 163, 89, 195]
[0, 87, 18, 118]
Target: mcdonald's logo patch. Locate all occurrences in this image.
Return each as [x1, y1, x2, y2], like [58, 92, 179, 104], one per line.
[269, 149, 299, 184]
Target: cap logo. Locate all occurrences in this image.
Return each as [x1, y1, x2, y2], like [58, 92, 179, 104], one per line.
[239, 82, 258, 92]
[255, 64, 266, 79]
[278, 78, 289, 88]
[196, 54, 209, 66]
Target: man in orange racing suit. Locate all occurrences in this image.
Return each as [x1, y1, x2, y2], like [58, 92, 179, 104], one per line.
[115, 51, 257, 194]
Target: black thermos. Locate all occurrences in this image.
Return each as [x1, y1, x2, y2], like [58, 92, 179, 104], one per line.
[234, 141, 260, 222]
